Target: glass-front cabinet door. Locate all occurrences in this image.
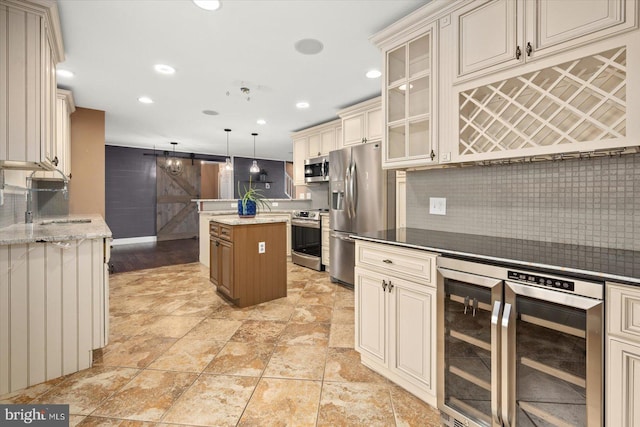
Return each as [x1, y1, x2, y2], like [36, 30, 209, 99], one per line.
[384, 25, 437, 168]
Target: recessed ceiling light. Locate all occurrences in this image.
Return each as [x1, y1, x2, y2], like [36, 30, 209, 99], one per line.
[294, 38, 324, 55]
[296, 102, 310, 109]
[138, 96, 154, 104]
[154, 64, 176, 74]
[366, 70, 381, 79]
[57, 69, 74, 78]
[202, 110, 219, 115]
[193, 0, 221, 11]
[257, 119, 266, 125]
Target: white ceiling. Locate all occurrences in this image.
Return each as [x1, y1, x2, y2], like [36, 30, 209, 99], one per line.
[55, 0, 429, 162]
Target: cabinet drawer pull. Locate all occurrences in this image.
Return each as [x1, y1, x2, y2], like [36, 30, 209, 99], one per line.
[515, 45, 522, 60]
[382, 259, 393, 264]
[526, 42, 532, 56]
[382, 280, 388, 291]
[388, 281, 394, 292]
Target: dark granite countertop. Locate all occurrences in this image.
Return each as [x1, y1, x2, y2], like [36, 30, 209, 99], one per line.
[353, 228, 640, 286]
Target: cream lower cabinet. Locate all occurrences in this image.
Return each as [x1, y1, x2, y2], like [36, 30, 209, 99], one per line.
[321, 213, 329, 270]
[606, 282, 640, 427]
[354, 240, 438, 406]
[0, 238, 109, 395]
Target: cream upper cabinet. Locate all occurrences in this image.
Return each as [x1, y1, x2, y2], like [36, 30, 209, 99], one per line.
[339, 97, 382, 146]
[0, 0, 64, 171]
[449, 35, 640, 163]
[308, 128, 336, 158]
[39, 88, 74, 179]
[606, 282, 640, 427]
[453, 0, 637, 81]
[56, 89, 75, 177]
[382, 26, 438, 168]
[291, 119, 340, 186]
[292, 137, 308, 186]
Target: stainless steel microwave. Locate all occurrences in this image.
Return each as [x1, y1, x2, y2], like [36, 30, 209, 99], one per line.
[304, 156, 329, 183]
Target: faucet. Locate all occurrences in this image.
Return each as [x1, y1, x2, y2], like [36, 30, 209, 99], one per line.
[25, 169, 69, 224]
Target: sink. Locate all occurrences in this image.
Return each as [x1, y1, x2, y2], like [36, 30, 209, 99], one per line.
[39, 218, 92, 225]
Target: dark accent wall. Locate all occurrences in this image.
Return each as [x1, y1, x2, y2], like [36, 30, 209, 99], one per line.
[233, 157, 287, 199]
[105, 146, 157, 239]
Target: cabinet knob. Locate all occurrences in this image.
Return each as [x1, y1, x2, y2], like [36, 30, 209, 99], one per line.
[526, 42, 532, 57]
[52, 156, 59, 166]
[515, 45, 522, 60]
[382, 280, 388, 291]
[388, 281, 394, 292]
[430, 150, 436, 161]
[215, 241, 220, 247]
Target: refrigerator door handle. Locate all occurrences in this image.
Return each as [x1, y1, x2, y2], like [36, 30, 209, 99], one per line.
[330, 232, 354, 242]
[491, 301, 503, 426]
[344, 165, 352, 219]
[350, 162, 357, 218]
[501, 303, 513, 427]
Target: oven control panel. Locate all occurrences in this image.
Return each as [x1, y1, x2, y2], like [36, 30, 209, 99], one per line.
[292, 210, 321, 221]
[507, 270, 575, 292]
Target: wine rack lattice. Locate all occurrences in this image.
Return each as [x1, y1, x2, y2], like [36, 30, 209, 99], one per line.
[459, 47, 626, 156]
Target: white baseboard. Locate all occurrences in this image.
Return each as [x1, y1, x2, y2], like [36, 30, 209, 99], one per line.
[111, 236, 157, 246]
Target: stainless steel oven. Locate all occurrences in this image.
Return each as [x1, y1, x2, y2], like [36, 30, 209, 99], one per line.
[437, 256, 603, 427]
[291, 210, 324, 271]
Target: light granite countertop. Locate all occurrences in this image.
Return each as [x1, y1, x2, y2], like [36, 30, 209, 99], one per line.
[211, 217, 288, 226]
[0, 214, 112, 245]
[199, 210, 294, 216]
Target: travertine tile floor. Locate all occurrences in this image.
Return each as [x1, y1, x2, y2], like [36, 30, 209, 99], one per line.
[1, 262, 440, 426]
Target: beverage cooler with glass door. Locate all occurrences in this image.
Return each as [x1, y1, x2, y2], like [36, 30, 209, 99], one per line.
[437, 256, 603, 427]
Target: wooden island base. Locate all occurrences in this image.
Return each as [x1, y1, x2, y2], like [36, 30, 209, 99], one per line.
[209, 218, 287, 308]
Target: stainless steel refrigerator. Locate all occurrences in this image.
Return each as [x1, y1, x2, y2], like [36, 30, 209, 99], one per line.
[329, 142, 392, 286]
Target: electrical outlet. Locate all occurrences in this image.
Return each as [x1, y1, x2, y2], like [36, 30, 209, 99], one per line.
[230, 203, 236, 208]
[441, 152, 451, 162]
[429, 197, 446, 215]
[258, 242, 266, 253]
[272, 202, 279, 207]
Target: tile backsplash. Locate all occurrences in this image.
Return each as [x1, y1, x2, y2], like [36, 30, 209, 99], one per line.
[0, 192, 27, 229]
[406, 153, 640, 251]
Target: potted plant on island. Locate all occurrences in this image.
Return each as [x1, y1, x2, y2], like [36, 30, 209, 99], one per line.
[237, 177, 271, 218]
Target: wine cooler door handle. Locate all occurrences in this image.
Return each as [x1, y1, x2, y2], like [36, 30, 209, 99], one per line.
[490, 301, 503, 426]
[501, 303, 513, 427]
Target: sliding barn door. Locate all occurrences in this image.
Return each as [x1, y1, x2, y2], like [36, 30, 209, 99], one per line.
[156, 158, 200, 241]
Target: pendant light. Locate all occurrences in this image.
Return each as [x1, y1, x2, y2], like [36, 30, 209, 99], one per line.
[249, 132, 260, 173]
[166, 142, 183, 176]
[224, 129, 233, 171]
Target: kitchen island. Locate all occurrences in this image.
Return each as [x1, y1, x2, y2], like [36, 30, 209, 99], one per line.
[0, 214, 112, 395]
[209, 217, 287, 307]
